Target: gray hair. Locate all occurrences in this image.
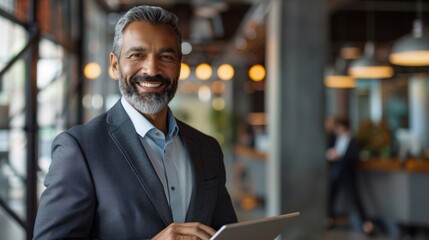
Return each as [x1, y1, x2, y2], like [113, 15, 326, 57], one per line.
[112, 5, 182, 58]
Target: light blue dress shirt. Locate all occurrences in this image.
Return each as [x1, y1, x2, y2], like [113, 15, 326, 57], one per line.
[334, 134, 351, 158]
[121, 97, 193, 223]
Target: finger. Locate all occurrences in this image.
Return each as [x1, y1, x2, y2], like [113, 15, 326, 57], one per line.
[179, 222, 216, 235]
[193, 222, 216, 236]
[172, 222, 216, 240]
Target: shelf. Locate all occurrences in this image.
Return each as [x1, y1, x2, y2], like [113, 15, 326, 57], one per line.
[358, 158, 429, 173]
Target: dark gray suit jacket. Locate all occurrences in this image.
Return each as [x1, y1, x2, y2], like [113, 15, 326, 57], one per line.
[33, 101, 237, 239]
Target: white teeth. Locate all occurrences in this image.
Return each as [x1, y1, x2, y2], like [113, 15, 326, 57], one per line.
[139, 82, 162, 88]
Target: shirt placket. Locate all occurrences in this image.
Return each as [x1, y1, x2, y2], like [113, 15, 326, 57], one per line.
[152, 131, 184, 222]
[164, 136, 185, 222]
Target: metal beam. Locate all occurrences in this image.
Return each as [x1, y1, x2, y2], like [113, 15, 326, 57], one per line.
[0, 197, 27, 230]
[25, 0, 39, 238]
[335, 1, 429, 12]
[77, 0, 84, 125]
[0, 28, 38, 80]
[0, 7, 29, 28]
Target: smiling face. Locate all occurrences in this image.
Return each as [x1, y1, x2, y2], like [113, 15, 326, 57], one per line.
[110, 20, 181, 115]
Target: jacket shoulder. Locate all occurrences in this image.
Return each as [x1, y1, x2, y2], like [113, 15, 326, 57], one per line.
[67, 100, 127, 138]
[67, 112, 109, 137]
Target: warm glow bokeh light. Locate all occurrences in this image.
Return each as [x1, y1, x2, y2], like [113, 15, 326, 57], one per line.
[217, 64, 234, 81]
[324, 75, 356, 88]
[211, 81, 225, 94]
[84, 62, 101, 80]
[348, 66, 394, 79]
[195, 63, 212, 81]
[389, 51, 429, 66]
[249, 64, 266, 82]
[212, 97, 225, 111]
[179, 63, 191, 80]
[340, 47, 361, 60]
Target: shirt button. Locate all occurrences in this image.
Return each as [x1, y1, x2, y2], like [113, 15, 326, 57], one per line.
[171, 186, 175, 191]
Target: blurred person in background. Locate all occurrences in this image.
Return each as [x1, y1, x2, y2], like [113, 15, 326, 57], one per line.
[33, 5, 236, 240]
[325, 116, 336, 149]
[325, 117, 374, 235]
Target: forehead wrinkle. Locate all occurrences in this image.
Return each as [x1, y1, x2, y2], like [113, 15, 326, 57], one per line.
[121, 21, 180, 57]
[124, 46, 178, 57]
[160, 47, 178, 54]
[124, 46, 147, 54]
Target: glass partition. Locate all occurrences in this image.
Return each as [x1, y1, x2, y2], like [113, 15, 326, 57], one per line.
[0, 0, 82, 239]
[0, 17, 28, 240]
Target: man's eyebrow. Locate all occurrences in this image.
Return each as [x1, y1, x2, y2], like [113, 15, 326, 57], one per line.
[160, 47, 178, 55]
[124, 46, 146, 55]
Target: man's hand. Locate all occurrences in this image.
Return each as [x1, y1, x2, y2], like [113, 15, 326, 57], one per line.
[152, 222, 216, 240]
[326, 148, 339, 161]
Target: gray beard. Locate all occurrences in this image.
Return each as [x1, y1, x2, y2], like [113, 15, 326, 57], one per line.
[118, 77, 171, 115]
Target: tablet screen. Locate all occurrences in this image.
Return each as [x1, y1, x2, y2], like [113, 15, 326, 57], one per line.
[211, 212, 300, 240]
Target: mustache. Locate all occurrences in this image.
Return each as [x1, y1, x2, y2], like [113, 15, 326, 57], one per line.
[130, 74, 170, 84]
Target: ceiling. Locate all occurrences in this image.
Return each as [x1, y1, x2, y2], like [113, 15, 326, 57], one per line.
[96, 0, 429, 71]
[96, 0, 268, 65]
[329, 0, 429, 73]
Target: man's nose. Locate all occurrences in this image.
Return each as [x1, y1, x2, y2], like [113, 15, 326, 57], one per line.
[143, 56, 160, 76]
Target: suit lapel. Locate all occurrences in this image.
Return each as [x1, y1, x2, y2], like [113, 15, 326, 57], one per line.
[107, 101, 173, 225]
[179, 122, 203, 223]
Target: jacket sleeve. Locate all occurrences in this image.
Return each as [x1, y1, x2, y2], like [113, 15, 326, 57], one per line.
[33, 132, 96, 239]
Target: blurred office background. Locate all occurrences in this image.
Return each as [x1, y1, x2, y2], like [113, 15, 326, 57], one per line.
[1, 0, 429, 239]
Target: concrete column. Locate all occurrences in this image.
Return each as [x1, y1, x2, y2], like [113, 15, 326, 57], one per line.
[266, 0, 327, 238]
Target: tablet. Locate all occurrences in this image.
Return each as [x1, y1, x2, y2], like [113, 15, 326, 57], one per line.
[210, 212, 300, 240]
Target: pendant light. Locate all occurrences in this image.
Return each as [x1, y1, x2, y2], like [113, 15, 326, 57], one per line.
[348, 2, 394, 79]
[389, 0, 429, 66]
[348, 42, 394, 79]
[325, 58, 356, 89]
[324, 74, 356, 89]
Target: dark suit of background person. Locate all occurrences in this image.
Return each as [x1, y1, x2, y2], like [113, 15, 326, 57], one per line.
[325, 116, 337, 149]
[325, 118, 374, 234]
[33, 5, 237, 240]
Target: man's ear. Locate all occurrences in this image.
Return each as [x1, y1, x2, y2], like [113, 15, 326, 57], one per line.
[109, 52, 119, 80]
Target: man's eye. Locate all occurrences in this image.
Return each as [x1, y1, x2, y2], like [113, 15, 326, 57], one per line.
[129, 53, 144, 59]
[160, 55, 175, 61]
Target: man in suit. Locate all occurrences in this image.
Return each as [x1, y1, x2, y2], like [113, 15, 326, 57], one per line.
[325, 117, 373, 234]
[33, 5, 237, 240]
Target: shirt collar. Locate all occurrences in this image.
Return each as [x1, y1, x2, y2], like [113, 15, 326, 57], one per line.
[120, 96, 179, 138]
